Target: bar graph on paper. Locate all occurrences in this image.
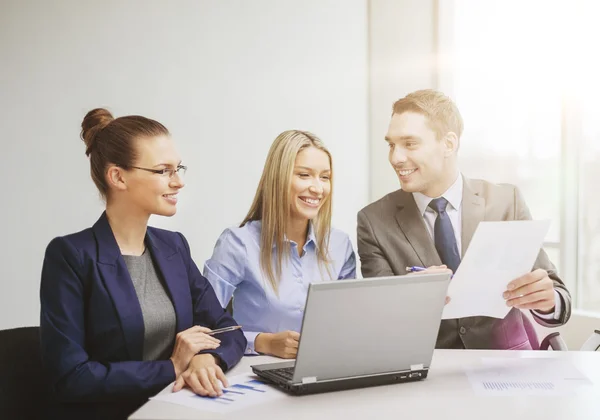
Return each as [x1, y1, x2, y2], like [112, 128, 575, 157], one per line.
[482, 381, 555, 391]
[210, 379, 268, 405]
[466, 358, 594, 396]
[151, 374, 286, 413]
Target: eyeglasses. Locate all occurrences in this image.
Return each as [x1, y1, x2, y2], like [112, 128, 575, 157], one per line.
[129, 164, 187, 179]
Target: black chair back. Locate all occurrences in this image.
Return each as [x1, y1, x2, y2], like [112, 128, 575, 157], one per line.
[0, 326, 52, 420]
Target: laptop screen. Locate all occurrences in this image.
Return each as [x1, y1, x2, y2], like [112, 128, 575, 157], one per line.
[292, 273, 451, 383]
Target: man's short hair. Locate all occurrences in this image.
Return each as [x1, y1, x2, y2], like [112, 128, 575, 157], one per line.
[392, 89, 464, 140]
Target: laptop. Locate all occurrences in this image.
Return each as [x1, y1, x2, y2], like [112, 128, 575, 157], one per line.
[251, 272, 451, 395]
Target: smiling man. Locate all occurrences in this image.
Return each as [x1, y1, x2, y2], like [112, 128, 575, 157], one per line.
[357, 89, 571, 350]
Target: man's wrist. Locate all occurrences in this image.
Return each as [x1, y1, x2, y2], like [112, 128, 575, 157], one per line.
[536, 306, 555, 315]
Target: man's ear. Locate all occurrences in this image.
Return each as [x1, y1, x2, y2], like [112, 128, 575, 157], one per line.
[443, 132, 459, 156]
[106, 165, 128, 192]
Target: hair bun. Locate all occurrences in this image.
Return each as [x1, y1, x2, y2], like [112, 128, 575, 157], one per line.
[81, 108, 114, 156]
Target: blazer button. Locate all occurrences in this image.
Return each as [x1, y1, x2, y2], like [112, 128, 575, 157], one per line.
[459, 326, 467, 335]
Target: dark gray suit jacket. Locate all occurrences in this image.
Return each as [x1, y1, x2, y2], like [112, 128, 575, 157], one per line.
[357, 177, 571, 350]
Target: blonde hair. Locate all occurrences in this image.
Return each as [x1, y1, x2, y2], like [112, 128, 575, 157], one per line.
[241, 130, 333, 293]
[392, 89, 464, 140]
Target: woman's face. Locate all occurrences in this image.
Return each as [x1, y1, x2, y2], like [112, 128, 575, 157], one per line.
[118, 135, 185, 217]
[289, 146, 331, 223]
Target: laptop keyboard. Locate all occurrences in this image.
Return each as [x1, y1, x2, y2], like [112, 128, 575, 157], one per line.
[270, 366, 295, 381]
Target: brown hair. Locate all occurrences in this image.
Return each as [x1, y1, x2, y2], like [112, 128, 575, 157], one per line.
[80, 108, 169, 198]
[392, 89, 464, 140]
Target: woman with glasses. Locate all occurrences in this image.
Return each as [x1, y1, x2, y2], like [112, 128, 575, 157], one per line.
[204, 130, 356, 359]
[39, 108, 245, 419]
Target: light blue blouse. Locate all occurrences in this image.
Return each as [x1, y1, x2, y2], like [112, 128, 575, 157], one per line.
[203, 220, 356, 354]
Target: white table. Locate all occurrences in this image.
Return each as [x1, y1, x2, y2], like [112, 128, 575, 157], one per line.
[130, 350, 600, 420]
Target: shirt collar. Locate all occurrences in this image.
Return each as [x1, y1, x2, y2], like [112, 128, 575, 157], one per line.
[412, 173, 464, 216]
[304, 222, 317, 250]
[277, 221, 317, 251]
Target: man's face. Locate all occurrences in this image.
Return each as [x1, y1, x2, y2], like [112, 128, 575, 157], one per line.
[385, 111, 456, 197]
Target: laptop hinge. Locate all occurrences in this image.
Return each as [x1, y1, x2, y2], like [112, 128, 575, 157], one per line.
[301, 376, 317, 384]
[410, 364, 424, 371]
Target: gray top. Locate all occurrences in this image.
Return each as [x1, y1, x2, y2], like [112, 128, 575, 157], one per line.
[122, 250, 177, 361]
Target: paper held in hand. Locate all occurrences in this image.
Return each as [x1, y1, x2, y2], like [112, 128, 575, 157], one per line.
[442, 220, 551, 319]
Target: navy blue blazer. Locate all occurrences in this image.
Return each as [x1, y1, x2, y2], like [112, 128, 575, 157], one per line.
[40, 213, 246, 402]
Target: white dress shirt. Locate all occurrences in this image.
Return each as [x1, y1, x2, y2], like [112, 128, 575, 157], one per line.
[412, 173, 561, 320]
[413, 173, 464, 258]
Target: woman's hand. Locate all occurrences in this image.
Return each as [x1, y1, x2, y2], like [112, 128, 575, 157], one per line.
[254, 330, 300, 358]
[169, 326, 221, 376]
[173, 354, 229, 397]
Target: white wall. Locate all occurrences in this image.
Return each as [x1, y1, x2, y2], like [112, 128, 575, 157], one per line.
[368, 0, 437, 201]
[3, 0, 595, 350]
[0, 0, 369, 330]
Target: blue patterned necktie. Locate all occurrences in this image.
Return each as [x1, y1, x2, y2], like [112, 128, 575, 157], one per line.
[428, 197, 461, 274]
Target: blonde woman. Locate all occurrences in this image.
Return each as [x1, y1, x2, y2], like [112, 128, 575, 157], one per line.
[203, 130, 356, 359]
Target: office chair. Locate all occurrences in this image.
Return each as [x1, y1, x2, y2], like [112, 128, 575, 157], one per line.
[0, 326, 53, 420]
[522, 314, 569, 350]
[580, 330, 600, 351]
[524, 316, 600, 352]
[0, 326, 145, 420]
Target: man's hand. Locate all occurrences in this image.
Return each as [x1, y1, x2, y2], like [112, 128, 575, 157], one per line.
[504, 268, 555, 313]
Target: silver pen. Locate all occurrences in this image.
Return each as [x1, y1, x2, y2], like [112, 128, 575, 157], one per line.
[205, 325, 242, 336]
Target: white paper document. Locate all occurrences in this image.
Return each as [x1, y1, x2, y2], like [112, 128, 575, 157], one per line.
[150, 373, 286, 413]
[442, 220, 551, 319]
[466, 357, 595, 396]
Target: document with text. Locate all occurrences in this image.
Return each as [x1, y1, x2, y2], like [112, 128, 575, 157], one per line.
[466, 357, 595, 396]
[442, 220, 551, 319]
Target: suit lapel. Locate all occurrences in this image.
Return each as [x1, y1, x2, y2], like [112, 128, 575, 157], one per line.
[93, 212, 145, 360]
[146, 230, 191, 332]
[394, 191, 442, 267]
[93, 214, 194, 359]
[461, 176, 486, 255]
